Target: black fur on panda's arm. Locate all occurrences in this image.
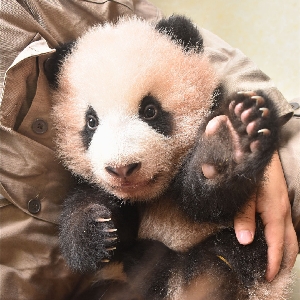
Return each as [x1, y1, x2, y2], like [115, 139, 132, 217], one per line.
[59, 182, 139, 272]
[201, 216, 268, 287]
[172, 89, 281, 223]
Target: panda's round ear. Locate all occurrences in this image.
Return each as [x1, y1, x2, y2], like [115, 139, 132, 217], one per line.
[44, 41, 76, 89]
[155, 15, 203, 53]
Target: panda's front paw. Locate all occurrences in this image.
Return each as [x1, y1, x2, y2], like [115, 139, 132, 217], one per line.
[59, 203, 118, 272]
[201, 91, 278, 179]
[228, 91, 275, 159]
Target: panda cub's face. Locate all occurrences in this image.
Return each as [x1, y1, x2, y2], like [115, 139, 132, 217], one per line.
[52, 18, 217, 201]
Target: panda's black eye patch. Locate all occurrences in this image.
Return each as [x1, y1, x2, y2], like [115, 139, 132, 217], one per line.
[139, 95, 173, 136]
[81, 106, 99, 149]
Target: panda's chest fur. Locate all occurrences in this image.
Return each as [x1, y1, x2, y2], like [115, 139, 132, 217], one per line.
[138, 195, 222, 252]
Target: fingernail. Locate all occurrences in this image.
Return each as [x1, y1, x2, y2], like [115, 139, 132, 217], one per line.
[237, 230, 253, 245]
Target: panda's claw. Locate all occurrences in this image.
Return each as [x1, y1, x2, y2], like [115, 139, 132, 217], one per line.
[259, 108, 269, 118]
[237, 91, 256, 97]
[101, 259, 110, 263]
[96, 217, 112, 222]
[104, 228, 118, 233]
[106, 247, 117, 251]
[105, 237, 118, 242]
[251, 95, 265, 106]
[258, 128, 271, 136]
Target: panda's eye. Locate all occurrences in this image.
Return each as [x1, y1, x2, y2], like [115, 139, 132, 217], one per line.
[143, 104, 158, 120]
[139, 95, 172, 136]
[87, 115, 98, 130]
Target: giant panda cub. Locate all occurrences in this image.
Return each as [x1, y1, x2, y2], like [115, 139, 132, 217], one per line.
[46, 15, 291, 300]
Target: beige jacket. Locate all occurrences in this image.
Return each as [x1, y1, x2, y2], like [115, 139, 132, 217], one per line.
[0, 1, 298, 299]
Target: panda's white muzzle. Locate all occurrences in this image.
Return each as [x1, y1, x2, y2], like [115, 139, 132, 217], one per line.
[87, 113, 173, 200]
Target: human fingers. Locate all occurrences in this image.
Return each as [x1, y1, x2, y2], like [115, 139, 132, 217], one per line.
[234, 195, 256, 245]
[262, 203, 298, 281]
[282, 215, 299, 271]
[262, 214, 285, 282]
[257, 152, 298, 281]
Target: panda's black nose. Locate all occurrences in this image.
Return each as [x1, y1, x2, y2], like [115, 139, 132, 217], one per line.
[105, 163, 141, 178]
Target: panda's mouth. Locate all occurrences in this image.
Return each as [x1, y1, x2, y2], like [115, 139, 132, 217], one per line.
[111, 174, 159, 194]
[117, 182, 148, 191]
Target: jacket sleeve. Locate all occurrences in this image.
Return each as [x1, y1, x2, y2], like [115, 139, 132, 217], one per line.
[200, 27, 294, 124]
[279, 101, 300, 240]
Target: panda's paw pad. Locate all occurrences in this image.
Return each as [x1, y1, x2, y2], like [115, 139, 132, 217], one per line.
[229, 91, 272, 161]
[204, 114, 245, 164]
[202, 91, 273, 179]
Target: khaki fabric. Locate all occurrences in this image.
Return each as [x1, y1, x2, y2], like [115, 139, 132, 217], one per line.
[201, 27, 294, 125]
[0, 126, 78, 300]
[0, 0, 298, 299]
[279, 100, 300, 240]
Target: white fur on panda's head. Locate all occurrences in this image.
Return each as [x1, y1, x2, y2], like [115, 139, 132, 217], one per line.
[52, 16, 218, 201]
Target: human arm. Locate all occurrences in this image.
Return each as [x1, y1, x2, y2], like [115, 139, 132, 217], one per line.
[234, 151, 299, 281]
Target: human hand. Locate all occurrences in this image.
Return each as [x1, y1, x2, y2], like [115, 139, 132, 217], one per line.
[234, 151, 299, 281]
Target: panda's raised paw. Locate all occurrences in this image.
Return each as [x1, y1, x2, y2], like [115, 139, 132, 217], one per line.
[201, 91, 278, 179]
[228, 90, 276, 158]
[233, 91, 271, 136]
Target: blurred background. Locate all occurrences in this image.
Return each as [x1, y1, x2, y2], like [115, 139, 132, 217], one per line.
[151, 0, 299, 299]
[151, 0, 299, 102]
